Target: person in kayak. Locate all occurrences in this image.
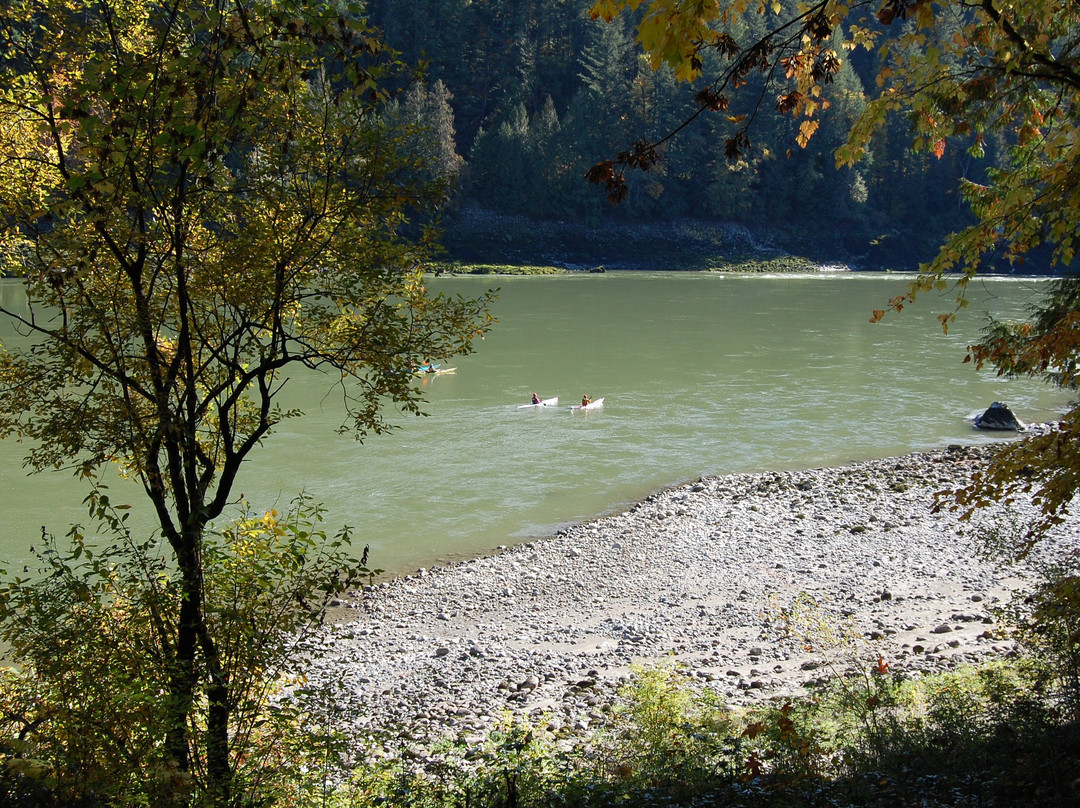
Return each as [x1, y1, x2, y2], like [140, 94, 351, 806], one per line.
[531, 392, 541, 404]
[581, 394, 591, 408]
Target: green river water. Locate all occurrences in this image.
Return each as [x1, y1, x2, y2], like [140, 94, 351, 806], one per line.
[0, 271, 1069, 574]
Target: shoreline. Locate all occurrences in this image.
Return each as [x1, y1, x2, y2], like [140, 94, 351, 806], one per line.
[297, 444, 1070, 752]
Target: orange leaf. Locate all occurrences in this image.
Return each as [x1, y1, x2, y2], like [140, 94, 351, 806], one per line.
[796, 118, 819, 148]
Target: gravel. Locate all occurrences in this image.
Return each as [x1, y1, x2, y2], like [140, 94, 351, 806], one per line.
[292, 444, 1075, 751]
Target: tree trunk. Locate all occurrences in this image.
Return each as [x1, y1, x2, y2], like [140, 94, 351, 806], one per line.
[167, 527, 234, 806]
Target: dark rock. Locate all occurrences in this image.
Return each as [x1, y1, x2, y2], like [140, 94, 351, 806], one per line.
[974, 402, 1025, 431]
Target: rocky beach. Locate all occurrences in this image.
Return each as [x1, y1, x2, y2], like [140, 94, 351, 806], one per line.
[297, 444, 1074, 753]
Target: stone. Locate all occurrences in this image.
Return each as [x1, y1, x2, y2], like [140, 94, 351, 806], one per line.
[974, 402, 1025, 431]
[286, 445, 1046, 765]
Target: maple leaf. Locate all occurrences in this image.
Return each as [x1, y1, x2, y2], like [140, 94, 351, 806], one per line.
[776, 91, 803, 115]
[710, 32, 740, 59]
[742, 721, 766, 739]
[878, 0, 930, 25]
[808, 13, 832, 41]
[725, 130, 750, 160]
[584, 160, 616, 187]
[695, 87, 729, 111]
[796, 119, 819, 149]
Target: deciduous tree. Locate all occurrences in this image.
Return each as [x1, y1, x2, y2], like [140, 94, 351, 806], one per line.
[586, 0, 1080, 541]
[0, 0, 493, 802]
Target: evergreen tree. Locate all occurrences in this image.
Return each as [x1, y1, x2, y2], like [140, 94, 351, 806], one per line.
[400, 80, 466, 186]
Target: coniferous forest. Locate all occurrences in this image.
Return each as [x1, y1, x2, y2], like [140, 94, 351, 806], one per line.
[372, 0, 1004, 269]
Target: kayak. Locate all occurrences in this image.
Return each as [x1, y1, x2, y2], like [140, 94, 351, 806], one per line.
[415, 367, 456, 376]
[570, 397, 604, 412]
[517, 397, 559, 409]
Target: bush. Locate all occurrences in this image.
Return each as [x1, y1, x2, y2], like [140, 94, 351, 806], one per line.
[0, 492, 372, 806]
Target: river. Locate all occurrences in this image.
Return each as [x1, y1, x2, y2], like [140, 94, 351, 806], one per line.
[0, 271, 1069, 574]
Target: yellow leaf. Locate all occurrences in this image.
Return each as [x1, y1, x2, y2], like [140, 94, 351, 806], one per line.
[796, 118, 819, 148]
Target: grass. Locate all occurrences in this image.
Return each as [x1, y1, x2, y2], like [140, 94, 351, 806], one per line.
[431, 256, 825, 276]
[434, 262, 570, 275]
[704, 256, 826, 273]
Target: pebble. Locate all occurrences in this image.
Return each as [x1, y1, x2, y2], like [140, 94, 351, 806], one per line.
[292, 445, 1076, 758]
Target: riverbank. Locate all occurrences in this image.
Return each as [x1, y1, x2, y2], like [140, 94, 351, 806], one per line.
[439, 208, 869, 271]
[296, 444, 1073, 754]
[436, 254, 828, 275]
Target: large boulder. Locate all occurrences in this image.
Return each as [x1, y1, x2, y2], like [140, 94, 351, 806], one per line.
[974, 402, 1025, 431]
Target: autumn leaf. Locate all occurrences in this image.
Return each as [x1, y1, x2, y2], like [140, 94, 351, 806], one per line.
[742, 721, 766, 739]
[695, 87, 729, 111]
[725, 130, 750, 160]
[776, 91, 802, 114]
[796, 118, 819, 148]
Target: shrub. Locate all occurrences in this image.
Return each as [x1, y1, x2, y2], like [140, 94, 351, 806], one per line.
[0, 492, 370, 806]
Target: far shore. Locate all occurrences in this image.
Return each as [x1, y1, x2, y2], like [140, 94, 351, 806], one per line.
[434, 255, 833, 275]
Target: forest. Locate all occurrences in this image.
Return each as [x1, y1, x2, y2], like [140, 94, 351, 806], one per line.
[373, 0, 1004, 268]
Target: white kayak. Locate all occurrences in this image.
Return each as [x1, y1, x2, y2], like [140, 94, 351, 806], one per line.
[517, 396, 559, 409]
[570, 397, 604, 412]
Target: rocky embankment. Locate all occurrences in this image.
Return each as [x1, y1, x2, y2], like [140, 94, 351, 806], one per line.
[296, 445, 1070, 752]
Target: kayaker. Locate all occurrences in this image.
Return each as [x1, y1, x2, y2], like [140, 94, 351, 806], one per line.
[531, 392, 541, 404]
[581, 394, 591, 408]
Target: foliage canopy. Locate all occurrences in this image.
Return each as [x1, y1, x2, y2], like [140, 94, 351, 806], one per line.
[0, 0, 492, 801]
[587, 0, 1080, 542]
